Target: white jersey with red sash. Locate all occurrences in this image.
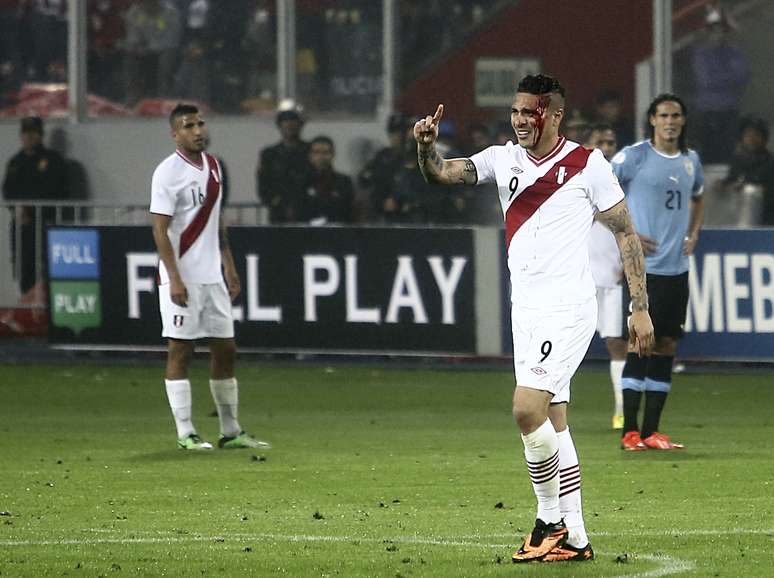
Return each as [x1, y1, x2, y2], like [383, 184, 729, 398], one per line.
[150, 150, 223, 285]
[471, 138, 624, 308]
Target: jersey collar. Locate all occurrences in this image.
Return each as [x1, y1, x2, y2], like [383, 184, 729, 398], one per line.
[176, 149, 205, 170]
[525, 136, 566, 166]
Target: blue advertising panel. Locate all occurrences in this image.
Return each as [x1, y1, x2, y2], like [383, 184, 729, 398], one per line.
[47, 229, 100, 279]
[501, 228, 774, 362]
[681, 228, 774, 361]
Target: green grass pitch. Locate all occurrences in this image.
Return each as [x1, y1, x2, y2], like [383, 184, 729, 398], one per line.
[0, 361, 772, 577]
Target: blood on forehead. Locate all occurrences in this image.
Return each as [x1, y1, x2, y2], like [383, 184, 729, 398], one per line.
[532, 94, 551, 147]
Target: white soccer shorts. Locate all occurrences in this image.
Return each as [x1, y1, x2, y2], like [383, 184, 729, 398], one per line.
[159, 281, 234, 340]
[595, 284, 623, 339]
[511, 297, 597, 404]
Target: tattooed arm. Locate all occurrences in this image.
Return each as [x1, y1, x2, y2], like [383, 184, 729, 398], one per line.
[414, 104, 478, 186]
[219, 214, 241, 301]
[597, 199, 655, 355]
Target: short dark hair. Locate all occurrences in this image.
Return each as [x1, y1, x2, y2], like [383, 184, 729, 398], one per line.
[276, 109, 303, 124]
[20, 116, 43, 134]
[594, 89, 622, 106]
[647, 93, 688, 152]
[517, 74, 566, 99]
[169, 103, 199, 127]
[310, 135, 334, 150]
[738, 116, 769, 143]
[589, 122, 615, 134]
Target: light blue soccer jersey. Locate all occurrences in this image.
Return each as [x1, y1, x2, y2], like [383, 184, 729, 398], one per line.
[611, 141, 703, 275]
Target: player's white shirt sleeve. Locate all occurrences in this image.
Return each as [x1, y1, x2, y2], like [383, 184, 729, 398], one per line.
[150, 165, 177, 216]
[469, 145, 499, 185]
[586, 149, 625, 212]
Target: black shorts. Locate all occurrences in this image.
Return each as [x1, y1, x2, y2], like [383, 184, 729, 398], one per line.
[622, 272, 689, 339]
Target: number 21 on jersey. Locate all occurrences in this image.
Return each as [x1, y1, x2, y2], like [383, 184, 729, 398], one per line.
[665, 189, 682, 210]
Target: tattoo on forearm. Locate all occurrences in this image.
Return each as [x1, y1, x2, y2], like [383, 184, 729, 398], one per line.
[457, 159, 477, 185]
[603, 204, 648, 311]
[418, 145, 444, 182]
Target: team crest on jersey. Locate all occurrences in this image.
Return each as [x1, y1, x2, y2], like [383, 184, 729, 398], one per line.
[511, 166, 523, 174]
[683, 158, 694, 177]
[530, 367, 548, 375]
[173, 315, 184, 327]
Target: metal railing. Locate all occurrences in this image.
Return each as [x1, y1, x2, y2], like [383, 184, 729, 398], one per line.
[0, 201, 266, 311]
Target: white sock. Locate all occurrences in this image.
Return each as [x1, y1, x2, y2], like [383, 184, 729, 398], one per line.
[165, 379, 195, 439]
[556, 427, 589, 548]
[521, 419, 560, 524]
[209, 377, 241, 437]
[610, 359, 625, 415]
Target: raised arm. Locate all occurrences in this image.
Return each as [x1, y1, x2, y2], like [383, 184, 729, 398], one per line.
[597, 199, 655, 355]
[414, 104, 478, 186]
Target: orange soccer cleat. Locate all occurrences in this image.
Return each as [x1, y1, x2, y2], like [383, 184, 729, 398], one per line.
[642, 432, 684, 450]
[512, 519, 568, 563]
[621, 431, 648, 452]
[621, 430, 647, 451]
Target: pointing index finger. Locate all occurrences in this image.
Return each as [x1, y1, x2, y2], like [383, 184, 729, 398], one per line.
[433, 104, 444, 124]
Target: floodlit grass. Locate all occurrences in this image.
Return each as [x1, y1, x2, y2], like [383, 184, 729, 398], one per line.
[0, 361, 772, 577]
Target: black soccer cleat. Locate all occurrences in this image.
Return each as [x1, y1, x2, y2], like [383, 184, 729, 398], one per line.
[542, 541, 594, 562]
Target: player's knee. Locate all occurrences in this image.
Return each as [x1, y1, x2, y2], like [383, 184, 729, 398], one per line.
[512, 404, 540, 433]
[168, 340, 193, 364]
[212, 339, 236, 370]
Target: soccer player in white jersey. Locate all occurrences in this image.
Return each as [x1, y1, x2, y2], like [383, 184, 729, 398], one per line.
[585, 125, 627, 430]
[612, 94, 704, 451]
[150, 103, 270, 451]
[414, 74, 654, 563]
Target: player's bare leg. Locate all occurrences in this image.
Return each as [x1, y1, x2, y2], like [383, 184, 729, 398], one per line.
[164, 339, 211, 450]
[209, 338, 271, 451]
[511, 386, 568, 562]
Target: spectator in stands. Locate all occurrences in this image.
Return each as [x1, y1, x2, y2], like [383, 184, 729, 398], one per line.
[241, 0, 276, 109]
[172, 0, 211, 103]
[464, 123, 492, 156]
[393, 130, 467, 225]
[28, 0, 67, 82]
[122, 0, 182, 105]
[88, 0, 130, 102]
[2, 117, 69, 293]
[256, 102, 311, 223]
[358, 112, 413, 223]
[296, 136, 354, 225]
[563, 109, 590, 145]
[0, 0, 24, 100]
[687, 6, 750, 163]
[463, 122, 501, 225]
[207, 0, 252, 112]
[592, 89, 634, 147]
[495, 121, 513, 145]
[723, 117, 774, 225]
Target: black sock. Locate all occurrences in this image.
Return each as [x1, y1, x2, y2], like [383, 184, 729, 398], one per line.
[622, 389, 642, 434]
[641, 355, 673, 439]
[621, 352, 647, 435]
[641, 391, 668, 439]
